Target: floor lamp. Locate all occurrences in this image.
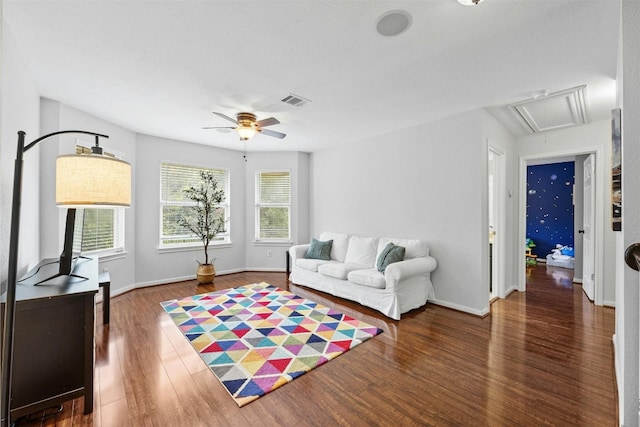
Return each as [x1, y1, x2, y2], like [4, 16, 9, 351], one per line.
[1, 130, 131, 427]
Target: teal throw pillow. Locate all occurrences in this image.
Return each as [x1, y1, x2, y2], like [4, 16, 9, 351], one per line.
[376, 243, 406, 272]
[305, 238, 333, 260]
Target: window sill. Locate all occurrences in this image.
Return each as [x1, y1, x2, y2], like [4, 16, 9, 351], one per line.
[158, 243, 232, 254]
[253, 240, 293, 247]
[90, 250, 128, 262]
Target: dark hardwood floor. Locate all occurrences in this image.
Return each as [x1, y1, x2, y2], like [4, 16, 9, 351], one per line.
[15, 264, 617, 426]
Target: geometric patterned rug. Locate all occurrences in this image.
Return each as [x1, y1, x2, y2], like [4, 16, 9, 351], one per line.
[160, 282, 383, 406]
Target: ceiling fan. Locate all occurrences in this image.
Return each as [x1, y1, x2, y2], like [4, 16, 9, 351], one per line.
[203, 112, 286, 141]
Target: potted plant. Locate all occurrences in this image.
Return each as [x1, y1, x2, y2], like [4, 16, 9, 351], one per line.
[179, 171, 226, 284]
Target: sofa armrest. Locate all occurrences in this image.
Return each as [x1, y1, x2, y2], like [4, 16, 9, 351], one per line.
[289, 244, 310, 264]
[384, 256, 437, 286]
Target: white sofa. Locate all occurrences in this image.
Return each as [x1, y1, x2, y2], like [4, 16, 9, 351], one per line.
[288, 232, 437, 320]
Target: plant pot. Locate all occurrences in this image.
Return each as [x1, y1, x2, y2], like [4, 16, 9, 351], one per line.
[196, 263, 216, 284]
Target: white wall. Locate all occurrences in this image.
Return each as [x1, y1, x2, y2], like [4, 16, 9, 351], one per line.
[243, 151, 310, 272]
[482, 110, 519, 297]
[296, 152, 310, 246]
[39, 100, 137, 295]
[516, 120, 616, 306]
[135, 136, 308, 287]
[310, 110, 490, 315]
[19, 98, 309, 294]
[134, 134, 247, 287]
[0, 21, 41, 287]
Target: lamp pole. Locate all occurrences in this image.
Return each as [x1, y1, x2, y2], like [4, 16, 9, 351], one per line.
[1, 130, 108, 427]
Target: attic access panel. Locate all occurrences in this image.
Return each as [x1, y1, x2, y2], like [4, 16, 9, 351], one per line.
[510, 85, 588, 133]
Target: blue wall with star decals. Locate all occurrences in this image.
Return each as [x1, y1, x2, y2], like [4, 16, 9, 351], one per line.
[526, 162, 575, 258]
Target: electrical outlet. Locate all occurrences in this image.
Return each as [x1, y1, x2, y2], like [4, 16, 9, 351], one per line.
[267, 250, 273, 257]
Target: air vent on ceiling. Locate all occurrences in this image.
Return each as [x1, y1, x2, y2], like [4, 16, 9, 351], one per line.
[281, 94, 311, 107]
[509, 85, 588, 133]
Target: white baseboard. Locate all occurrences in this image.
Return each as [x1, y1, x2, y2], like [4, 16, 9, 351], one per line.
[134, 274, 196, 290]
[602, 299, 616, 308]
[431, 299, 490, 317]
[245, 267, 286, 272]
[104, 268, 246, 300]
[573, 277, 583, 283]
[503, 286, 518, 298]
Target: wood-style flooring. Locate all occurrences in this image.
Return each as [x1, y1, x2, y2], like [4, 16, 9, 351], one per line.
[15, 264, 617, 426]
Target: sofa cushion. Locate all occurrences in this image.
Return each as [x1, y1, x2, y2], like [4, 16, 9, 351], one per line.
[296, 258, 334, 272]
[318, 262, 363, 280]
[377, 237, 428, 259]
[376, 243, 406, 272]
[348, 269, 386, 289]
[305, 238, 333, 260]
[344, 236, 378, 267]
[319, 231, 349, 262]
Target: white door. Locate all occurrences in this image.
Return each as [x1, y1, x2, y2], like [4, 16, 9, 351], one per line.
[489, 147, 506, 299]
[489, 151, 497, 300]
[582, 154, 595, 301]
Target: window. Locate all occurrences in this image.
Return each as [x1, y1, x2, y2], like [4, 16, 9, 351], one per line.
[75, 145, 125, 254]
[256, 170, 290, 241]
[160, 162, 230, 247]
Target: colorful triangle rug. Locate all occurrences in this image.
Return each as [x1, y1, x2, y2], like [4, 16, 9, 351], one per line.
[160, 282, 382, 406]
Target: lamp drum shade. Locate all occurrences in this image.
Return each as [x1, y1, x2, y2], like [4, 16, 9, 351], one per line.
[56, 154, 131, 207]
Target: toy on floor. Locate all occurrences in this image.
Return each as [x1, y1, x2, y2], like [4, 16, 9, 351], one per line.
[546, 244, 575, 269]
[525, 238, 537, 266]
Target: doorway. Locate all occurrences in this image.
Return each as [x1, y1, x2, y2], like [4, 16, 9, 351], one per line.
[525, 158, 576, 278]
[518, 148, 604, 304]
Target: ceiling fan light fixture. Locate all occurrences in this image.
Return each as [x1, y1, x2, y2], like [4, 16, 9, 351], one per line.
[457, 0, 484, 5]
[237, 125, 257, 141]
[206, 111, 286, 141]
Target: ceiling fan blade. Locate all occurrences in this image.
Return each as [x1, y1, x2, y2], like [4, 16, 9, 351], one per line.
[202, 126, 235, 130]
[255, 117, 280, 128]
[212, 112, 238, 124]
[260, 128, 286, 139]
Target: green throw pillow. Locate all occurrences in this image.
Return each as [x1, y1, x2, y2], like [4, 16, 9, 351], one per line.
[305, 238, 333, 260]
[376, 243, 406, 272]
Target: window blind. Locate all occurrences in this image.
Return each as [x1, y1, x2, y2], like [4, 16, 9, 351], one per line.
[256, 171, 290, 240]
[160, 162, 229, 246]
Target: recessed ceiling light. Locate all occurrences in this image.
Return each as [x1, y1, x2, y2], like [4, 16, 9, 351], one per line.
[376, 10, 412, 37]
[457, 0, 484, 5]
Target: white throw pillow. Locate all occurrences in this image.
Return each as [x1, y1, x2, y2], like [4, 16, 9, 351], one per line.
[319, 231, 350, 262]
[377, 237, 428, 259]
[344, 236, 378, 267]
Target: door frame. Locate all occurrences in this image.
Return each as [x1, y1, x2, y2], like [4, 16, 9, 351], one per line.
[517, 146, 605, 304]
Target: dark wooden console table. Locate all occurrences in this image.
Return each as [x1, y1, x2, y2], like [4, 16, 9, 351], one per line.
[0, 256, 98, 420]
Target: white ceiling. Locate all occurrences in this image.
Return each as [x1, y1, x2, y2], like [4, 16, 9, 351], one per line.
[3, 0, 620, 153]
